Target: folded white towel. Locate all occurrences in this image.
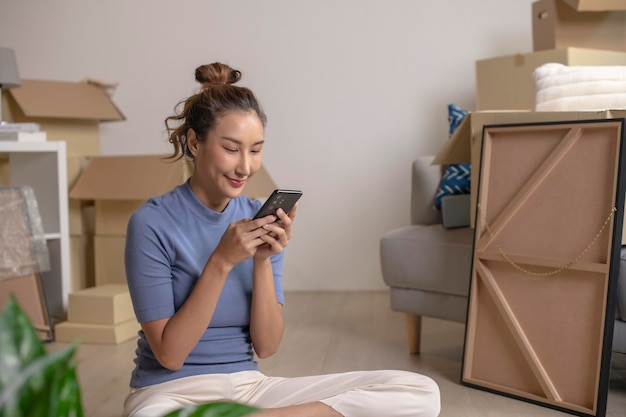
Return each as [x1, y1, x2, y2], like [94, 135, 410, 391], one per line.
[533, 63, 626, 111]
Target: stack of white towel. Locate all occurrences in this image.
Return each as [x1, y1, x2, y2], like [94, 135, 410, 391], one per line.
[533, 63, 626, 111]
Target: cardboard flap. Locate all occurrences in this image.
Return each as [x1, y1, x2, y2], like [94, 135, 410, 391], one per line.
[560, 0, 626, 10]
[9, 79, 125, 121]
[69, 155, 189, 201]
[432, 116, 472, 165]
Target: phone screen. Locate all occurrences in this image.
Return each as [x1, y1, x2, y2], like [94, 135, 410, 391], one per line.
[253, 189, 302, 220]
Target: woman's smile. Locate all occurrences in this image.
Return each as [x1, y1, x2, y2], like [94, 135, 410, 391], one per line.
[227, 176, 247, 188]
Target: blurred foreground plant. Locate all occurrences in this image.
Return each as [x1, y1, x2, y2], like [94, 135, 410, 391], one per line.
[0, 296, 82, 417]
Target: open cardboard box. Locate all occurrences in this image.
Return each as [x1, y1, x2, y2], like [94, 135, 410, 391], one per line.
[1, 79, 125, 157]
[475, 47, 626, 111]
[433, 109, 626, 237]
[533, 0, 626, 53]
[70, 154, 278, 285]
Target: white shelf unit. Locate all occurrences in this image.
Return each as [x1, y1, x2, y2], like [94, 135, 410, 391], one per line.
[0, 141, 70, 322]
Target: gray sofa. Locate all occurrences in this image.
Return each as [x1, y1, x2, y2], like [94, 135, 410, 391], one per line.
[379, 156, 626, 355]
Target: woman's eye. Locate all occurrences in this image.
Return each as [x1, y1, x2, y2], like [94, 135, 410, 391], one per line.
[224, 147, 238, 153]
[251, 148, 262, 154]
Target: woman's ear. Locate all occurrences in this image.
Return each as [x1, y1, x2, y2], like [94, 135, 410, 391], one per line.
[187, 128, 199, 157]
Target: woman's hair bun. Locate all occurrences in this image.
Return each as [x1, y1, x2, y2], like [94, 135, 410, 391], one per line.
[195, 63, 241, 86]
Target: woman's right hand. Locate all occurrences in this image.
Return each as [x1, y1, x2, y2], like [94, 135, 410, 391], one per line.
[211, 215, 277, 267]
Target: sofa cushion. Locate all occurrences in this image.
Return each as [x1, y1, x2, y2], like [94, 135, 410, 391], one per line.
[380, 224, 474, 297]
[441, 194, 471, 229]
[434, 104, 471, 210]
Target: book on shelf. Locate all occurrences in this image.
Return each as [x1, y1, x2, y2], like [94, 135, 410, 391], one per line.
[0, 122, 40, 133]
[0, 131, 47, 142]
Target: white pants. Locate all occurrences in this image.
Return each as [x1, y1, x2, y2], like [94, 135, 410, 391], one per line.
[123, 369, 440, 417]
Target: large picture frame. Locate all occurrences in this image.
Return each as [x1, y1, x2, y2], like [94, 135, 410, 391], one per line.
[461, 119, 626, 417]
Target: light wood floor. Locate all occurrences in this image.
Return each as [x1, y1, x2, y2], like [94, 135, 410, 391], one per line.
[47, 291, 626, 417]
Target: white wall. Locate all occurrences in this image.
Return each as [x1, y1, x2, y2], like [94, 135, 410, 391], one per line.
[0, 0, 535, 291]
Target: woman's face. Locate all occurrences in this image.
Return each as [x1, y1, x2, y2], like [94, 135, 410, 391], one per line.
[188, 111, 264, 212]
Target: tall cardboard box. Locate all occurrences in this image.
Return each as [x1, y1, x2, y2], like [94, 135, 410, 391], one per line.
[1, 79, 125, 157]
[70, 154, 278, 285]
[476, 47, 626, 111]
[533, 0, 626, 52]
[70, 155, 191, 285]
[433, 109, 626, 234]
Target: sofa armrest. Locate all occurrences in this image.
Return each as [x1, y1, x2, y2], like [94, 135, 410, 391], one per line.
[411, 156, 443, 226]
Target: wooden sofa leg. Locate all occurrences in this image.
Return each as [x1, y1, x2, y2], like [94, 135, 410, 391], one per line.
[405, 313, 422, 354]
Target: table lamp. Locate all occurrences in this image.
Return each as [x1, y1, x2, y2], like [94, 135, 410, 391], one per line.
[0, 47, 21, 125]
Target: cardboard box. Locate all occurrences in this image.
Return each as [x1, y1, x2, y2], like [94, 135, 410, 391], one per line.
[533, 0, 626, 53]
[1, 79, 125, 157]
[70, 235, 94, 292]
[433, 109, 626, 229]
[70, 154, 279, 285]
[94, 235, 126, 286]
[67, 284, 134, 325]
[476, 47, 626, 111]
[54, 318, 139, 344]
[0, 273, 52, 341]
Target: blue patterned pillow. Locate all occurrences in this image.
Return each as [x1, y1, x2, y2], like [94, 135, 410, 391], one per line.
[434, 104, 471, 210]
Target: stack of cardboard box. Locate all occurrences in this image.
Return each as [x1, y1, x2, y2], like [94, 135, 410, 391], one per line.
[56, 154, 277, 344]
[2, 77, 280, 344]
[0, 79, 132, 343]
[476, 0, 626, 111]
[55, 284, 139, 344]
[435, 0, 626, 237]
[56, 154, 192, 343]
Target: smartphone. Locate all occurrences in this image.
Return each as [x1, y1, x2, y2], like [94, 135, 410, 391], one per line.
[253, 189, 302, 220]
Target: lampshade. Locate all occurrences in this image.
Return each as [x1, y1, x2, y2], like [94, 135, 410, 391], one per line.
[0, 48, 21, 88]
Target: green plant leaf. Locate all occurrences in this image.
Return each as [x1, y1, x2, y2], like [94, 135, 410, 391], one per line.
[161, 401, 259, 417]
[0, 296, 46, 391]
[47, 365, 84, 417]
[0, 344, 78, 417]
[0, 296, 83, 417]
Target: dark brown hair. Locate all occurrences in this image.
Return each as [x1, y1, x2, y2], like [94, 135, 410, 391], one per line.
[165, 62, 267, 160]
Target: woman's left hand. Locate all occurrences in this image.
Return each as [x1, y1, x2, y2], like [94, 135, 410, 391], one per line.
[254, 204, 297, 259]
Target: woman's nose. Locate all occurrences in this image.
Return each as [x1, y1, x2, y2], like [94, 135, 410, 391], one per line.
[235, 154, 250, 177]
